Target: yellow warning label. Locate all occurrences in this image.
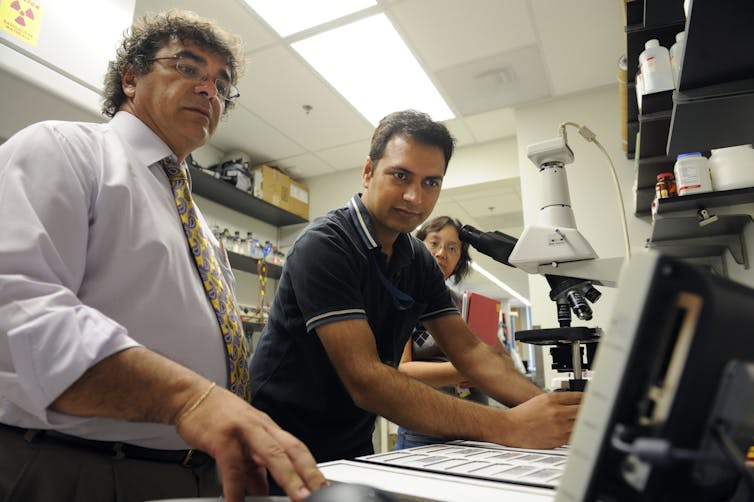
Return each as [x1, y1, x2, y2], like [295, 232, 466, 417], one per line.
[1, 0, 42, 47]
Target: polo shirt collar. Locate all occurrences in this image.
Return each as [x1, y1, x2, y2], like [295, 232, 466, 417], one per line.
[347, 194, 416, 264]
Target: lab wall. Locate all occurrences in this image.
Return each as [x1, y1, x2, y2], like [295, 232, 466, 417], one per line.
[0, 0, 134, 140]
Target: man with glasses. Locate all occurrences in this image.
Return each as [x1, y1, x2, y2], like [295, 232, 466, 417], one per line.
[0, 9, 324, 502]
[249, 110, 582, 493]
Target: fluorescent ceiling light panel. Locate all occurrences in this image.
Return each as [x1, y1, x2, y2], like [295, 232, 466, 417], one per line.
[471, 262, 531, 307]
[292, 14, 454, 126]
[245, 0, 376, 37]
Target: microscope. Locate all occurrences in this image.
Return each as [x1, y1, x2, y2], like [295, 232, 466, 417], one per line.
[460, 135, 624, 391]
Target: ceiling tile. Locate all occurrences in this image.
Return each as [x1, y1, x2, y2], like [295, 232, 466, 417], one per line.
[531, 0, 624, 96]
[444, 178, 521, 201]
[453, 191, 522, 217]
[275, 153, 336, 179]
[435, 46, 550, 116]
[316, 140, 371, 171]
[211, 106, 304, 161]
[132, 0, 277, 51]
[464, 108, 517, 143]
[388, 0, 536, 70]
[240, 45, 374, 151]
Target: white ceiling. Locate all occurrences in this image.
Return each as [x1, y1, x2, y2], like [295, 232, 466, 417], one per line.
[0, 0, 624, 305]
[132, 0, 623, 178]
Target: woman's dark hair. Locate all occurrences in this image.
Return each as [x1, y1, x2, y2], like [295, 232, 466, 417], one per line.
[416, 215, 471, 284]
[369, 110, 455, 171]
[102, 9, 244, 118]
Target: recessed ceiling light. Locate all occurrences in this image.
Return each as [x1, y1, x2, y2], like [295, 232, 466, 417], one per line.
[471, 262, 530, 306]
[245, 0, 377, 37]
[292, 13, 454, 126]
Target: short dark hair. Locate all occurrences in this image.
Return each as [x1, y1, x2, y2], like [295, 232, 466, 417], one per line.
[369, 110, 455, 171]
[416, 215, 471, 284]
[102, 9, 244, 118]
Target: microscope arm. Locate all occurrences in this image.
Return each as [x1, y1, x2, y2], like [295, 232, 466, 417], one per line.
[537, 257, 624, 288]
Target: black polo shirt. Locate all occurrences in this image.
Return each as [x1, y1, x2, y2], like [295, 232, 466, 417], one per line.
[249, 194, 458, 462]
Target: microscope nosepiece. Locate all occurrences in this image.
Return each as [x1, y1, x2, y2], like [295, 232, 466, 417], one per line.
[567, 290, 593, 320]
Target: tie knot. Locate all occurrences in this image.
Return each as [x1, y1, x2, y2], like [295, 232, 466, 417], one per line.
[161, 157, 187, 182]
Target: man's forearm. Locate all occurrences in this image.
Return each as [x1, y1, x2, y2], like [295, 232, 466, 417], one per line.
[51, 346, 208, 425]
[351, 361, 511, 442]
[424, 316, 542, 406]
[462, 347, 543, 406]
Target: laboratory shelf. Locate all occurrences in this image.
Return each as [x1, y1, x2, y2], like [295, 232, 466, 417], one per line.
[632, 150, 676, 216]
[189, 166, 307, 227]
[227, 251, 283, 280]
[647, 214, 752, 266]
[666, 2, 754, 155]
[675, 2, 754, 92]
[667, 80, 754, 156]
[655, 187, 754, 215]
[634, 187, 655, 217]
[636, 154, 676, 188]
[637, 113, 672, 159]
[625, 1, 754, 213]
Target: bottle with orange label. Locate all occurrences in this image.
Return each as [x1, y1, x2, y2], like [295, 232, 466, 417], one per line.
[655, 172, 677, 199]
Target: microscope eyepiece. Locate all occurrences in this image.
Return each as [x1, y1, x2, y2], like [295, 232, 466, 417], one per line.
[458, 224, 517, 266]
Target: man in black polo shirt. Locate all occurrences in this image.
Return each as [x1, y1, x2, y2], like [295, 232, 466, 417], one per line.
[249, 110, 581, 468]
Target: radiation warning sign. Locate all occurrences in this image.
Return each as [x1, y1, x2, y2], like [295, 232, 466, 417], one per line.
[1, 0, 42, 46]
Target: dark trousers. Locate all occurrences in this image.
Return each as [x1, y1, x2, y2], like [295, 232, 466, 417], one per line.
[0, 424, 222, 502]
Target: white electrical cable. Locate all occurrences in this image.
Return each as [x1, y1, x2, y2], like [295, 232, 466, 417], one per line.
[559, 122, 632, 260]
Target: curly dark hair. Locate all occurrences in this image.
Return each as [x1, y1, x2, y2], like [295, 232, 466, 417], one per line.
[416, 215, 471, 284]
[101, 9, 244, 118]
[369, 110, 455, 172]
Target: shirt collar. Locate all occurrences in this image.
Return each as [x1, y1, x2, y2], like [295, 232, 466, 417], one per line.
[347, 194, 416, 263]
[109, 111, 175, 168]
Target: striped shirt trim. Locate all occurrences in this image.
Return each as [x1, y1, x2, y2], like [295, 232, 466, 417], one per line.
[418, 306, 459, 322]
[306, 308, 367, 330]
[348, 196, 379, 250]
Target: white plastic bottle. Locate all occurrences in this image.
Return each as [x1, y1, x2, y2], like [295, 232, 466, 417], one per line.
[708, 144, 754, 191]
[674, 152, 712, 196]
[670, 31, 686, 88]
[639, 39, 674, 94]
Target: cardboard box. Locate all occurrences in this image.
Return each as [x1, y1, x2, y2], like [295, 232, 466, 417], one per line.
[251, 164, 309, 220]
[287, 179, 310, 220]
[251, 164, 290, 209]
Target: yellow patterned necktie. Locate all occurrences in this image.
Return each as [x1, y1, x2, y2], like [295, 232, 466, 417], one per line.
[161, 157, 251, 401]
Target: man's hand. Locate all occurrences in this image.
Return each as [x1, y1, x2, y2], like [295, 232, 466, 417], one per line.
[175, 385, 327, 502]
[497, 392, 582, 449]
[48, 348, 324, 501]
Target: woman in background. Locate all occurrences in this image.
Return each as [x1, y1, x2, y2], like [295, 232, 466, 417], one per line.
[394, 216, 506, 450]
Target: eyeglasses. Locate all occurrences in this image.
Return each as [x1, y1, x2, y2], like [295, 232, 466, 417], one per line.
[425, 240, 461, 256]
[144, 55, 240, 102]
